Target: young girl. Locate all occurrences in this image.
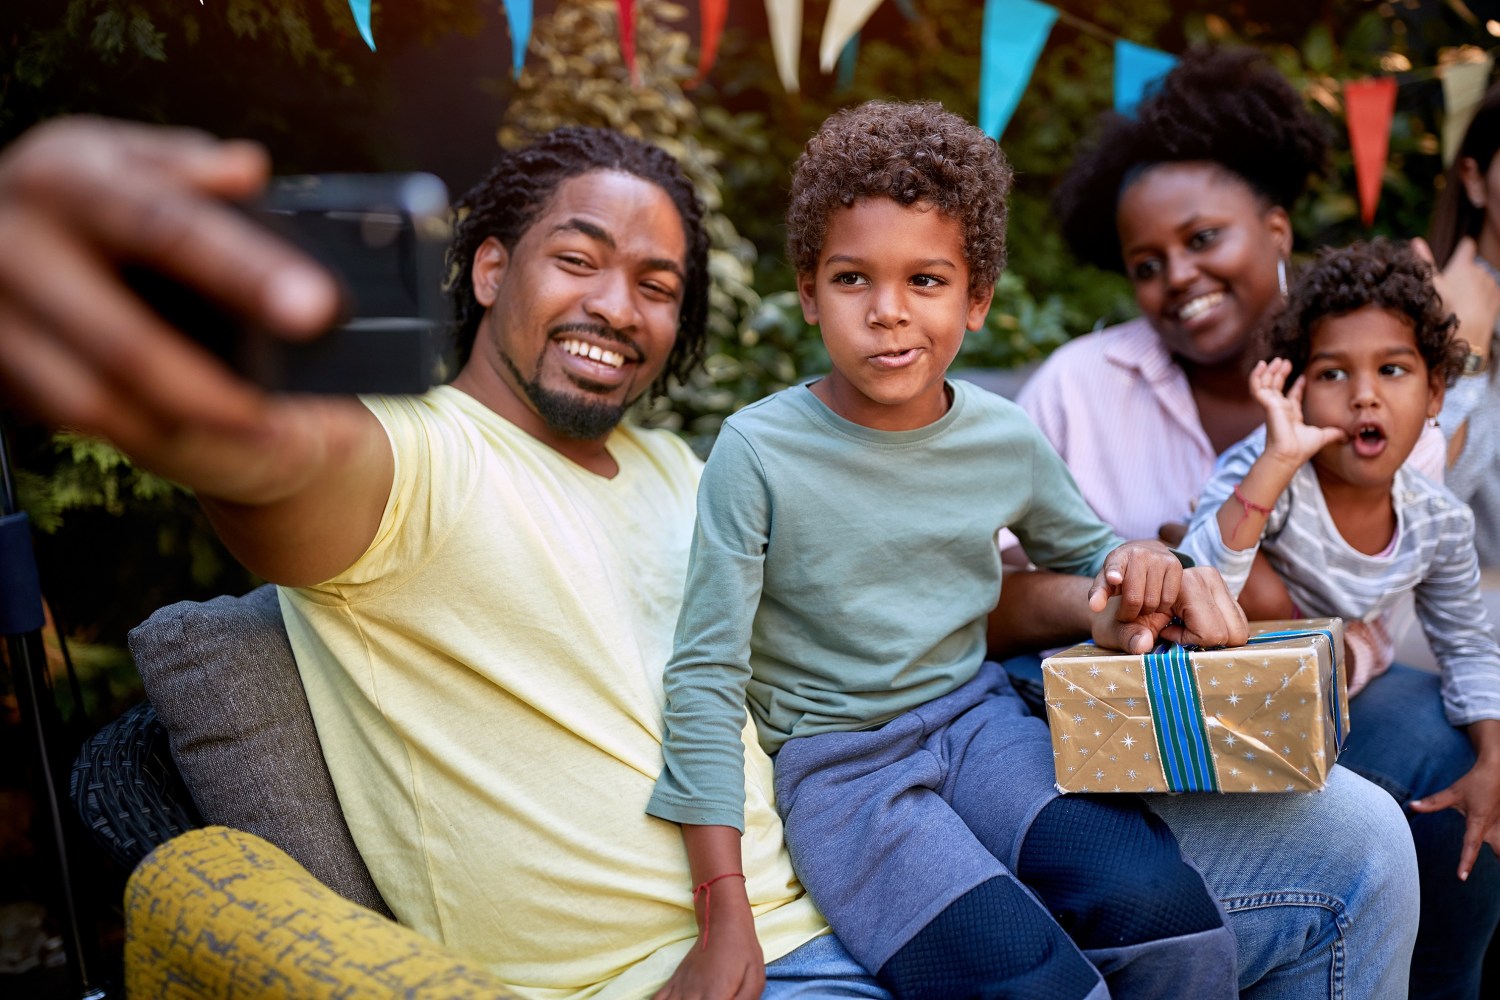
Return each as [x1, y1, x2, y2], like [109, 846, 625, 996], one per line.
[1181, 239, 1500, 890]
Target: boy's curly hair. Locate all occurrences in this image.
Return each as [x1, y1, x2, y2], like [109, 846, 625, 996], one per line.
[1055, 46, 1328, 272]
[1263, 239, 1465, 387]
[447, 127, 710, 392]
[786, 101, 1012, 295]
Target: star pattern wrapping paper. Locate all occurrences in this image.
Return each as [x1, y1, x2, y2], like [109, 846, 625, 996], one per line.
[1042, 619, 1348, 794]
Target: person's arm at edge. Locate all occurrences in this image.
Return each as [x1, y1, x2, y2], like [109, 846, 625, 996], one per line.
[0, 117, 390, 586]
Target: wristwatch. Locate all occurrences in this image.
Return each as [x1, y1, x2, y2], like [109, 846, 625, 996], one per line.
[1463, 351, 1489, 376]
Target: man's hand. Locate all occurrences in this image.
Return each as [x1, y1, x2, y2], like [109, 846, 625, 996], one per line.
[653, 878, 764, 1000]
[1092, 566, 1249, 654]
[1411, 720, 1500, 881]
[0, 117, 338, 453]
[1087, 539, 1183, 622]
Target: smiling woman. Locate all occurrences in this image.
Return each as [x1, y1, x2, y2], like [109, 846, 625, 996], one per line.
[1010, 47, 1500, 999]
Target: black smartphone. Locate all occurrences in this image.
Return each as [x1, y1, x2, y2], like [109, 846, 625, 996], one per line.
[127, 172, 451, 395]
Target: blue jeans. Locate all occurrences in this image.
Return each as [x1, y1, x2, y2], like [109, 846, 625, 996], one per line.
[1004, 654, 1419, 999]
[763, 934, 891, 999]
[1339, 664, 1500, 1000]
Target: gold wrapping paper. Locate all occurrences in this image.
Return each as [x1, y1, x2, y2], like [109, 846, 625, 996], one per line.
[1042, 619, 1347, 793]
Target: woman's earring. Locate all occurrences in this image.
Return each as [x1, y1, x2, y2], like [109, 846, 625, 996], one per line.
[1277, 257, 1289, 298]
[1430, 415, 1441, 429]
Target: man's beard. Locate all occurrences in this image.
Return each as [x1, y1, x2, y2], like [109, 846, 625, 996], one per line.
[501, 352, 629, 440]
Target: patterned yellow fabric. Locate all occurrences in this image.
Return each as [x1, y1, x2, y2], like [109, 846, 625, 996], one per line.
[126, 827, 518, 998]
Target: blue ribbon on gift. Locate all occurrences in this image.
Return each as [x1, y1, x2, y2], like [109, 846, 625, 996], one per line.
[1143, 626, 1344, 792]
[1143, 642, 1219, 791]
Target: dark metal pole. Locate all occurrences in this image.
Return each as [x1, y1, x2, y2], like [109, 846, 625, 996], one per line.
[0, 422, 109, 999]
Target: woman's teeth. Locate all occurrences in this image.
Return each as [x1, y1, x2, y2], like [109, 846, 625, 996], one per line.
[1177, 292, 1224, 322]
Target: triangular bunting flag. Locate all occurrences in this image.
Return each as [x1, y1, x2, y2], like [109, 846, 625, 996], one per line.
[765, 0, 804, 93]
[1345, 77, 1398, 226]
[348, 0, 375, 51]
[689, 0, 729, 87]
[821, 0, 883, 74]
[978, 0, 1058, 140]
[618, 0, 640, 84]
[1442, 58, 1494, 166]
[837, 33, 859, 90]
[1114, 40, 1176, 115]
[500, 0, 533, 79]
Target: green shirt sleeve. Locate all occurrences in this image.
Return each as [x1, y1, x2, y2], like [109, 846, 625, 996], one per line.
[646, 426, 767, 833]
[1007, 422, 1125, 579]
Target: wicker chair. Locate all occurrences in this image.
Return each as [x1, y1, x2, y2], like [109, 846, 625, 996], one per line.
[68, 589, 518, 996]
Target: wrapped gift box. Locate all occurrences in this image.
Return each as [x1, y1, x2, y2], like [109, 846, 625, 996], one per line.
[1041, 619, 1347, 793]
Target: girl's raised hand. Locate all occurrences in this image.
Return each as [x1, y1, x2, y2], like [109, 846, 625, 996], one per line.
[1251, 358, 1347, 468]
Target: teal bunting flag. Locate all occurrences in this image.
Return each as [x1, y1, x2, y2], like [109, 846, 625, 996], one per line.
[348, 0, 375, 51]
[978, 0, 1058, 140]
[837, 33, 859, 90]
[502, 0, 533, 79]
[1114, 39, 1176, 115]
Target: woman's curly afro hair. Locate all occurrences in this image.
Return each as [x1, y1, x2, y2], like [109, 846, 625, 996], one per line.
[786, 101, 1012, 295]
[1055, 46, 1328, 272]
[447, 127, 710, 393]
[1263, 239, 1465, 387]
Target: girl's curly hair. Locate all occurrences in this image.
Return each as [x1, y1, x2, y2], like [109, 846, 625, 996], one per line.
[447, 127, 710, 393]
[1055, 46, 1328, 272]
[1263, 239, 1465, 387]
[786, 101, 1012, 294]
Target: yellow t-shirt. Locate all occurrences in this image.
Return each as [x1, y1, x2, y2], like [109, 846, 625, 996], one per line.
[280, 386, 825, 999]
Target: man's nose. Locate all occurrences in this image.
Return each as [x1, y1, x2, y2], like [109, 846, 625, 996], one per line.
[583, 270, 639, 330]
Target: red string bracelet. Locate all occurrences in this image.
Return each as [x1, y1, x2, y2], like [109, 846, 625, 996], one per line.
[1231, 483, 1272, 544]
[692, 872, 745, 950]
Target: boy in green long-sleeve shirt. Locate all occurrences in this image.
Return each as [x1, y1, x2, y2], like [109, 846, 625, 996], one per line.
[646, 101, 1238, 1000]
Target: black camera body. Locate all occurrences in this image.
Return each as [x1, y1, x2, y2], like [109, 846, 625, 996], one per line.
[129, 172, 452, 395]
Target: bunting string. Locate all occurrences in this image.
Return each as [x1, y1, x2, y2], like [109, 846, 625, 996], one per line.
[336, 0, 1496, 226]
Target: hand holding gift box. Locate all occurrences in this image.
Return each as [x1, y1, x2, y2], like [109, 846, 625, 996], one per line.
[1042, 619, 1347, 793]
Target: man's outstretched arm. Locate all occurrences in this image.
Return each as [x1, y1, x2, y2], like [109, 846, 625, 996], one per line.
[0, 117, 391, 586]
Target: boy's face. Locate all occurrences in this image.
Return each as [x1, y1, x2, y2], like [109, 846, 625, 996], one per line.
[1301, 305, 1443, 492]
[798, 198, 992, 431]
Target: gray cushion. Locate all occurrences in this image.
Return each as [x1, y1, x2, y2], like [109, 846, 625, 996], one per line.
[129, 585, 392, 916]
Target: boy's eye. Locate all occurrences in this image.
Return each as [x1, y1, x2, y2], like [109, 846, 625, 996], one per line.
[1380, 363, 1410, 377]
[1187, 228, 1220, 250]
[832, 272, 867, 286]
[910, 274, 945, 288]
[1315, 367, 1347, 382]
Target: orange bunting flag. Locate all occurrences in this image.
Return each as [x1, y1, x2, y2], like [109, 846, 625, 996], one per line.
[690, 0, 729, 88]
[618, 0, 640, 85]
[1344, 77, 1397, 226]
